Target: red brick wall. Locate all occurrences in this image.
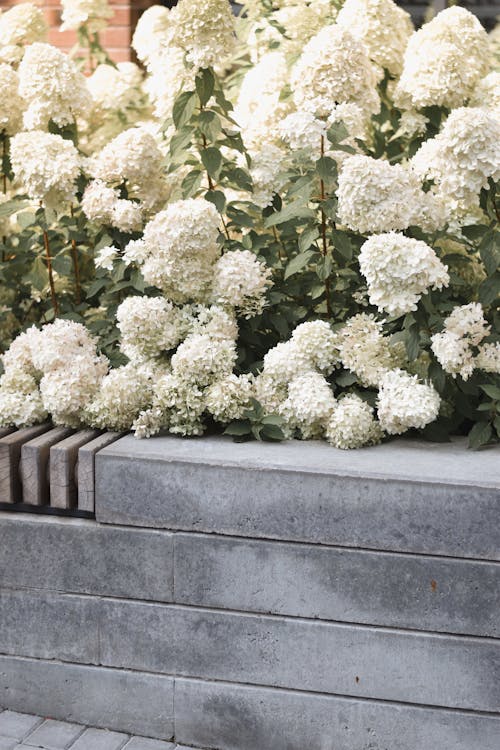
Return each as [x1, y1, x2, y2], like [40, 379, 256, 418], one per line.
[0, 0, 157, 62]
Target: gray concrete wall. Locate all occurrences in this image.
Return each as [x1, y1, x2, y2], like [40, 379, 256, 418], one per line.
[1, 436, 499, 749]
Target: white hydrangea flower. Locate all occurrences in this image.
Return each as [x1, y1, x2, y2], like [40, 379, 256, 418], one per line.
[431, 303, 491, 380]
[1, 326, 41, 377]
[359, 233, 450, 317]
[168, 0, 235, 72]
[171, 333, 237, 387]
[0, 368, 47, 427]
[18, 43, 92, 129]
[279, 111, 327, 157]
[144, 46, 195, 123]
[111, 200, 143, 233]
[205, 373, 255, 422]
[411, 107, 500, 222]
[291, 24, 379, 120]
[31, 319, 104, 374]
[185, 304, 238, 341]
[211, 250, 272, 318]
[0, 64, 24, 135]
[134, 371, 206, 437]
[85, 362, 156, 431]
[396, 110, 429, 140]
[82, 181, 119, 225]
[0, 3, 47, 64]
[337, 314, 405, 387]
[10, 131, 80, 210]
[60, 0, 113, 33]
[337, 0, 413, 77]
[337, 155, 445, 235]
[469, 72, 500, 113]
[476, 343, 500, 375]
[39, 354, 108, 427]
[326, 394, 383, 449]
[117, 296, 188, 360]
[261, 341, 313, 386]
[395, 7, 490, 110]
[87, 62, 144, 114]
[290, 321, 340, 376]
[125, 199, 221, 302]
[377, 369, 441, 435]
[280, 371, 336, 439]
[94, 245, 118, 271]
[234, 51, 291, 150]
[132, 5, 171, 69]
[249, 144, 287, 207]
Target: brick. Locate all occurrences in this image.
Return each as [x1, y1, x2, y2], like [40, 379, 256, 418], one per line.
[175, 677, 500, 750]
[0, 713, 42, 741]
[96, 435, 500, 559]
[0, 657, 174, 740]
[0, 590, 99, 665]
[175, 533, 500, 637]
[99, 601, 500, 712]
[23, 719, 84, 749]
[0, 514, 173, 602]
[99, 27, 132, 48]
[69, 729, 129, 750]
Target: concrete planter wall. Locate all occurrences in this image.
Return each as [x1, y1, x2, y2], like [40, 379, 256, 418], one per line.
[1, 435, 499, 749]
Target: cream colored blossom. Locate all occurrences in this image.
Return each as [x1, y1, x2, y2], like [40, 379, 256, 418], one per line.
[84, 362, 156, 430]
[117, 296, 188, 360]
[205, 373, 255, 422]
[337, 314, 404, 387]
[169, 0, 235, 71]
[359, 233, 449, 317]
[0, 64, 24, 135]
[377, 369, 441, 434]
[60, 0, 113, 33]
[280, 371, 336, 439]
[326, 394, 383, 449]
[431, 303, 491, 380]
[0, 3, 47, 64]
[211, 250, 272, 318]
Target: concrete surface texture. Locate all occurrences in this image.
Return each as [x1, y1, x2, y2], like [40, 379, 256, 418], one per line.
[0, 436, 499, 750]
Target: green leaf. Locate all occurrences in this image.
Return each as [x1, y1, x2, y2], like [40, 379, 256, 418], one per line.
[201, 147, 222, 179]
[195, 68, 215, 106]
[461, 225, 487, 241]
[284, 250, 314, 280]
[405, 325, 420, 361]
[224, 420, 251, 436]
[205, 189, 226, 213]
[298, 226, 319, 253]
[478, 271, 500, 306]
[169, 126, 194, 160]
[468, 421, 493, 450]
[327, 121, 348, 145]
[225, 167, 253, 192]
[264, 201, 314, 228]
[27, 257, 48, 291]
[181, 170, 203, 198]
[198, 110, 221, 140]
[335, 370, 357, 387]
[226, 205, 254, 228]
[331, 228, 353, 261]
[429, 361, 446, 394]
[479, 232, 500, 277]
[261, 423, 285, 441]
[480, 384, 500, 400]
[316, 156, 338, 183]
[172, 91, 196, 129]
[494, 415, 500, 437]
[0, 199, 29, 218]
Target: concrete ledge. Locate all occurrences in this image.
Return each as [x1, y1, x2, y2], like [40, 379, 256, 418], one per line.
[95, 436, 500, 559]
[0, 656, 174, 740]
[175, 678, 500, 750]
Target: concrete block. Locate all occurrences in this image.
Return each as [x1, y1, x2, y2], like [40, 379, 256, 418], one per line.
[95, 436, 500, 559]
[0, 713, 42, 741]
[0, 738, 17, 750]
[77, 433, 122, 513]
[174, 677, 500, 750]
[123, 740, 175, 750]
[23, 719, 84, 749]
[0, 426, 51, 504]
[49, 431, 101, 510]
[174, 533, 500, 637]
[21, 428, 74, 506]
[0, 589, 99, 665]
[99, 601, 500, 712]
[69, 729, 128, 750]
[0, 657, 174, 740]
[0, 514, 173, 602]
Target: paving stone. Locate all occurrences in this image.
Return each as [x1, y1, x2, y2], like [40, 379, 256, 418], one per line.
[0, 713, 43, 741]
[24, 719, 83, 748]
[69, 729, 129, 750]
[123, 739, 175, 750]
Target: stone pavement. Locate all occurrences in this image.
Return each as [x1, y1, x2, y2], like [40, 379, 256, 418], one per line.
[0, 711, 197, 750]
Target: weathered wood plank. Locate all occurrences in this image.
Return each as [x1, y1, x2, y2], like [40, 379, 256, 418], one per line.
[20, 427, 74, 506]
[0, 427, 16, 439]
[49, 430, 101, 509]
[77, 432, 122, 513]
[0, 425, 52, 503]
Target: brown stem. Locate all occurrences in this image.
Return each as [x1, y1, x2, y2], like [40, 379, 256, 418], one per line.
[70, 205, 82, 305]
[272, 227, 285, 262]
[43, 229, 59, 317]
[2, 137, 6, 195]
[319, 135, 332, 318]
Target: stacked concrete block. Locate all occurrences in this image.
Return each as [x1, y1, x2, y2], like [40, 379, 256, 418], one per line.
[0, 435, 499, 749]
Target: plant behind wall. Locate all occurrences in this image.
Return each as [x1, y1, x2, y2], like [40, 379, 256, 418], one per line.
[0, 0, 499, 450]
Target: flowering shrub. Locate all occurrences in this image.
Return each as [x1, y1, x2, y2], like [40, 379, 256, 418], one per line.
[0, 0, 499, 449]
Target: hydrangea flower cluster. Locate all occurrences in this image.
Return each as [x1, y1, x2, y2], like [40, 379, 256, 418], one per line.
[0, 3, 47, 64]
[60, 0, 113, 33]
[431, 304, 498, 381]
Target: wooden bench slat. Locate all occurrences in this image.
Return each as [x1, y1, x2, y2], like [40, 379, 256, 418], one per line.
[20, 427, 74, 506]
[0, 425, 52, 503]
[50, 430, 102, 510]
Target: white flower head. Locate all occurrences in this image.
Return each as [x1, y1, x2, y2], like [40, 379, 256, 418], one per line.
[377, 369, 440, 435]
